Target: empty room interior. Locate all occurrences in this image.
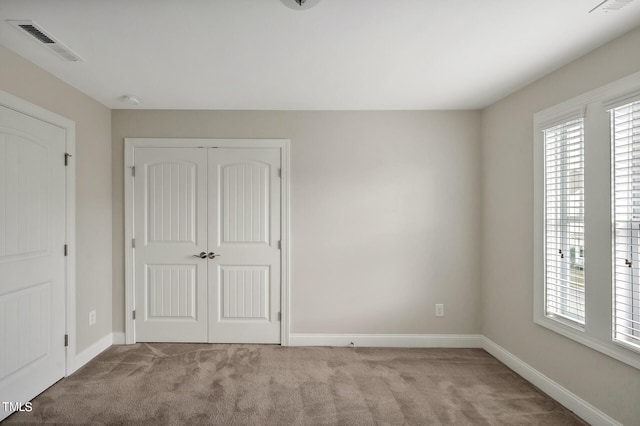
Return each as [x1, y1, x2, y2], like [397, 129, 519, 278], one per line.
[1, 0, 640, 424]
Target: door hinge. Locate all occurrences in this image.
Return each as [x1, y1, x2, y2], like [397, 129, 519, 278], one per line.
[277, 240, 282, 250]
[131, 166, 135, 177]
[64, 153, 72, 166]
[278, 312, 281, 321]
[132, 310, 136, 320]
[64, 244, 68, 256]
[64, 334, 69, 347]
[132, 238, 136, 248]
[278, 168, 282, 178]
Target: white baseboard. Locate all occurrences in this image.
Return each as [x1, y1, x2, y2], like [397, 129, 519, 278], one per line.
[289, 333, 483, 348]
[71, 333, 113, 374]
[112, 332, 126, 345]
[481, 336, 621, 426]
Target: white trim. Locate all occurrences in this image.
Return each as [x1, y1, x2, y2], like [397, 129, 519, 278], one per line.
[73, 334, 113, 373]
[534, 316, 640, 370]
[112, 332, 126, 345]
[482, 337, 621, 426]
[602, 88, 640, 111]
[534, 70, 640, 125]
[72, 332, 124, 372]
[280, 140, 291, 346]
[289, 333, 483, 348]
[123, 138, 291, 346]
[0, 90, 77, 377]
[124, 141, 135, 344]
[536, 107, 585, 130]
[64, 120, 76, 375]
[124, 138, 288, 149]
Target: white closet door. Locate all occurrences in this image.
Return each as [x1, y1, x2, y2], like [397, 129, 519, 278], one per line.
[0, 106, 66, 421]
[207, 148, 281, 343]
[134, 148, 209, 342]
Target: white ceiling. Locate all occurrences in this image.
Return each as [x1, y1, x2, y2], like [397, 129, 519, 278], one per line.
[1, 0, 639, 110]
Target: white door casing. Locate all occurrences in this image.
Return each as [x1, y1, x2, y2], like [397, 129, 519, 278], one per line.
[126, 139, 290, 345]
[0, 94, 75, 422]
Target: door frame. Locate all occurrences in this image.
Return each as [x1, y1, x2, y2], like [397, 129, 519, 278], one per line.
[124, 138, 291, 345]
[0, 90, 76, 376]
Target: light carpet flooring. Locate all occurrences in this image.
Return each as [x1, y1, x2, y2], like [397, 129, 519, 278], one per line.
[5, 344, 586, 425]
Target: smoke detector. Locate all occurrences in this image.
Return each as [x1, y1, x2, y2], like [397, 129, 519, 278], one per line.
[6, 20, 84, 62]
[281, 0, 321, 10]
[120, 95, 141, 106]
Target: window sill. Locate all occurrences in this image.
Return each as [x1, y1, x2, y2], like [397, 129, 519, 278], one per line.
[534, 315, 640, 370]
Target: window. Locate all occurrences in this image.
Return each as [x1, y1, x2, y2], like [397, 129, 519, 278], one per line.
[544, 118, 585, 326]
[533, 71, 640, 370]
[612, 99, 640, 351]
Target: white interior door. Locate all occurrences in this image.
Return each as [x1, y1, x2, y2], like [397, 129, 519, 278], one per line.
[134, 148, 209, 342]
[208, 148, 281, 343]
[0, 105, 66, 421]
[133, 146, 281, 344]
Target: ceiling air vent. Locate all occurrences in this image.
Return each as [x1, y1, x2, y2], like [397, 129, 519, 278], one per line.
[6, 20, 84, 62]
[589, 0, 636, 12]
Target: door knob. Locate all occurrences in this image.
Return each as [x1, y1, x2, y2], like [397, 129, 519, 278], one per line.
[192, 252, 207, 259]
[208, 252, 221, 259]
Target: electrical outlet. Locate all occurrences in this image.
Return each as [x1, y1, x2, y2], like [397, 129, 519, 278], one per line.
[435, 304, 444, 317]
[89, 310, 96, 326]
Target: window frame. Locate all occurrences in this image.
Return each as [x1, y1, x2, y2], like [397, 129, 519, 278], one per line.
[542, 117, 586, 327]
[610, 97, 640, 352]
[533, 71, 640, 370]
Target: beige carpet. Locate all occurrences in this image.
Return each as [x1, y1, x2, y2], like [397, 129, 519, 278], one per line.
[5, 344, 586, 425]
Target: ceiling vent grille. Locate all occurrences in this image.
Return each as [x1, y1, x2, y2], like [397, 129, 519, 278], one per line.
[602, 0, 635, 9]
[589, 0, 636, 12]
[6, 20, 84, 62]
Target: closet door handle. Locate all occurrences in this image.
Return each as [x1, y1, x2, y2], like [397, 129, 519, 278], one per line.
[208, 252, 221, 259]
[192, 252, 207, 259]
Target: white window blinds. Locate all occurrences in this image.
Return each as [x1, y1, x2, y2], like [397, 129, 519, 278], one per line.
[612, 99, 640, 350]
[544, 118, 585, 325]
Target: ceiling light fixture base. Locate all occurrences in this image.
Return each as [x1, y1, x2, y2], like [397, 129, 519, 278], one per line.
[280, 0, 321, 10]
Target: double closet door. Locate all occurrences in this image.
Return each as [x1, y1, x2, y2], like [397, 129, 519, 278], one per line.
[133, 147, 281, 343]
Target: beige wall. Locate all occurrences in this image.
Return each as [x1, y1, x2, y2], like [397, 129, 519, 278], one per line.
[0, 45, 112, 354]
[112, 110, 482, 335]
[481, 26, 640, 425]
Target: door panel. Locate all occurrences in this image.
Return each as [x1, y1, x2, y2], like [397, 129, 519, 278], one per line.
[221, 162, 270, 245]
[0, 282, 51, 378]
[146, 265, 197, 319]
[208, 149, 281, 343]
[147, 161, 197, 243]
[134, 148, 208, 342]
[0, 106, 66, 421]
[1, 134, 49, 258]
[220, 266, 269, 320]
